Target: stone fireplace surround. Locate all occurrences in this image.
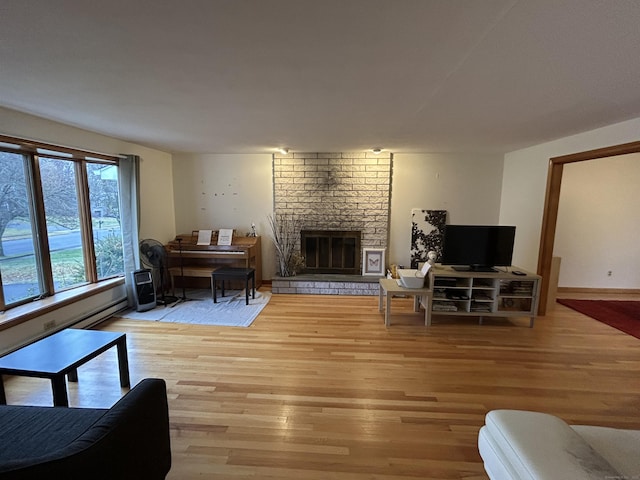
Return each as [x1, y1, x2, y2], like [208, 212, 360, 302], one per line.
[271, 151, 391, 295]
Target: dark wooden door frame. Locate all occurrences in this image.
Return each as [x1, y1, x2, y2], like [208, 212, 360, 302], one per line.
[536, 140, 640, 315]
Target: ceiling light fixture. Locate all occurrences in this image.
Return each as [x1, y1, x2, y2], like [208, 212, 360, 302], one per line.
[372, 148, 382, 154]
[278, 148, 289, 155]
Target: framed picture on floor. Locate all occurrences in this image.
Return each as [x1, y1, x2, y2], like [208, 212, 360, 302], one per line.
[362, 248, 385, 276]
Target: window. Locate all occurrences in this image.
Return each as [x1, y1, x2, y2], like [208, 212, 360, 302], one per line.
[0, 151, 43, 304]
[0, 136, 124, 311]
[87, 163, 124, 278]
[40, 156, 87, 290]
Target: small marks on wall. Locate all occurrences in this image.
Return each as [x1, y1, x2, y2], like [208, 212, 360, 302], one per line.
[198, 178, 242, 222]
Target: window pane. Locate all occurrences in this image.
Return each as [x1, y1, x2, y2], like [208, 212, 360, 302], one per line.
[39, 157, 86, 290]
[87, 163, 124, 279]
[0, 151, 43, 304]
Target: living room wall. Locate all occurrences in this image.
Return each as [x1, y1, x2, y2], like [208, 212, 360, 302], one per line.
[171, 151, 506, 278]
[171, 153, 276, 279]
[500, 115, 640, 288]
[389, 153, 504, 268]
[555, 153, 639, 289]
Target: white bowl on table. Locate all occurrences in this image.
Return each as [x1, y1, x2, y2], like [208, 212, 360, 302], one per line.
[397, 269, 426, 288]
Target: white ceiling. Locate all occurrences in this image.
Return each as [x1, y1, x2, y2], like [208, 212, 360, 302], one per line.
[1, 0, 640, 155]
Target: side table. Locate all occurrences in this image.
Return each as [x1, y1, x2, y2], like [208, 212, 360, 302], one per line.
[378, 278, 432, 327]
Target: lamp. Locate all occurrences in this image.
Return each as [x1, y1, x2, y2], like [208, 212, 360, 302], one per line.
[372, 148, 382, 154]
[278, 148, 289, 155]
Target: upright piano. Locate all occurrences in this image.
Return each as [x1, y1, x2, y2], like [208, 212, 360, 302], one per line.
[165, 232, 262, 291]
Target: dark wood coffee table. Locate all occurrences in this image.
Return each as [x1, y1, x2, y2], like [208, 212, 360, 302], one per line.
[0, 329, 130, 407]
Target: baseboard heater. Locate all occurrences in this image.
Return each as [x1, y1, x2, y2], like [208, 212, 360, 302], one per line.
[73, 299, 130, 329]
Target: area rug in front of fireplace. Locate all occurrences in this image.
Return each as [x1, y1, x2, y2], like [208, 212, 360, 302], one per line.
[556, 299, 640, 339]
[117, 288, 271, 327]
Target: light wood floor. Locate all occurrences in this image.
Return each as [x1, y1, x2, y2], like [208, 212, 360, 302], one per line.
[4, 289, 640, 479]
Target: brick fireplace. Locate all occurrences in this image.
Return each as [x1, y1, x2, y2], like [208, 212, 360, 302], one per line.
[271, 151, 392, 295]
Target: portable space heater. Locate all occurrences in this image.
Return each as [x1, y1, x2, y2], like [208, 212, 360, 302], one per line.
[131, 268, 156, 312]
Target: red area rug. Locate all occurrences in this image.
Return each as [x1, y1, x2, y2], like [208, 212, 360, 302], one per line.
[557, 299, 640, 339]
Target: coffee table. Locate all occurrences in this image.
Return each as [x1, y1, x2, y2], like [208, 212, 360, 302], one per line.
[0, 329, 130, 407]
[379, 278, 432, 327]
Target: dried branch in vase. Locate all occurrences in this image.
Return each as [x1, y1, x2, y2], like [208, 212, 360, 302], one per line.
[267, 213, 304, 277]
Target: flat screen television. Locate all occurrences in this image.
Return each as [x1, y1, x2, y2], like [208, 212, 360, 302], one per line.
[441, 225, 516, 272]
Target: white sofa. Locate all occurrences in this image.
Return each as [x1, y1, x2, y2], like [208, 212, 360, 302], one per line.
[478, 409, 640, 480]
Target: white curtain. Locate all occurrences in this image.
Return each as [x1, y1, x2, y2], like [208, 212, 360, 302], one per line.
[118, 155, 140, 307]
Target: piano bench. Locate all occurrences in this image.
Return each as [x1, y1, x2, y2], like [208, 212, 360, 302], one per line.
[168, 266, 217, 295]
[211, 268, 256, 305]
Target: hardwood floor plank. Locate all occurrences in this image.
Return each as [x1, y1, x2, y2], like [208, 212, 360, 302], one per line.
[2, 289, 639, 479]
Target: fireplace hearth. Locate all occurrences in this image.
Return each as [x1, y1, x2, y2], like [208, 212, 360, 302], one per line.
[301, 230, 361, 275]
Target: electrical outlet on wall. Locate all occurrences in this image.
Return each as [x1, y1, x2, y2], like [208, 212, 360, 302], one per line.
[607, 270, 612, 277]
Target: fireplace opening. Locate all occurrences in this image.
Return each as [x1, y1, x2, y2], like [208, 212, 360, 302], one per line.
[301, 230, 361, 275]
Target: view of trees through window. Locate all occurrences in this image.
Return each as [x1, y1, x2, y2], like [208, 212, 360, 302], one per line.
[0, 145, 124, 309]
[0, 151, 42, 303]
[87, 163, 124, 278]
[40, 156, 87, 291]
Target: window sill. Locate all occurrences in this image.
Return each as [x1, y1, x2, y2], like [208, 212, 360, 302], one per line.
[0, 277, 125, 332]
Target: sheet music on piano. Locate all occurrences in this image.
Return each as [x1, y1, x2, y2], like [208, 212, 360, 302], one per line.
[217, 228, 233, 246]
[196, 229, 212, 246]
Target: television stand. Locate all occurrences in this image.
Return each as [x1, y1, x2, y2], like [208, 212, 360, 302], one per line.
[451, 265, 498, 273]
[426, 265, 541, 327]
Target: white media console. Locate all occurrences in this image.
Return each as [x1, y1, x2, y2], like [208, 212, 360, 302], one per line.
[425, 265, 541, 327]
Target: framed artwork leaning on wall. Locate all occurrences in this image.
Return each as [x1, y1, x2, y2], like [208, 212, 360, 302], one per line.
[362, 248, 385, 276]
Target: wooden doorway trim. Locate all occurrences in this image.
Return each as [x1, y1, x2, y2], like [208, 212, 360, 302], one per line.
[537, 140, 640, 315]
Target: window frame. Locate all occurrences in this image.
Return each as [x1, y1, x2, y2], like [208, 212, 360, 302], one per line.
[0, 135, 122, 311]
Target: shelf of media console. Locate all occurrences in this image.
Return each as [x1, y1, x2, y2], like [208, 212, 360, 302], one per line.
[428, 265, 541, 325]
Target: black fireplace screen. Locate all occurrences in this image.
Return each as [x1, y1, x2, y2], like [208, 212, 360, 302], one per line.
[301, 230, 361, 274]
